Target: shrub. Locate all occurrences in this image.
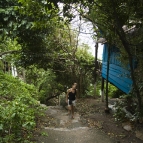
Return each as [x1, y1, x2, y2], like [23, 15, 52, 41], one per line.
[0, 72, 42, 142]
[113, 94, 139, 122]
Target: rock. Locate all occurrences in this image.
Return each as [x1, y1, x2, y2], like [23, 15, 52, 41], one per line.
[135, 130, 143, 141]
[122, 123, 132, 131]
[123, 125, 132, 131]
[108, 104, 116, 112]
[40, 104, 47, 107]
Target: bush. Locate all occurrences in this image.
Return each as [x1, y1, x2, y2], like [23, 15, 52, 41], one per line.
[105, 83, 124, 98]
[0, 72, 42, 142]
[85, 80, 101, 97]
[113, 94, 139, 122]
[113, 100, 127, 122]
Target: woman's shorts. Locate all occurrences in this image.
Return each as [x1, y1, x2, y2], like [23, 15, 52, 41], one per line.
[68, 99, 76, 106]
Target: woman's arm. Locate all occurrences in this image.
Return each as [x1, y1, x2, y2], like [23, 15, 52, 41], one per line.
[66, 89, 69, 103]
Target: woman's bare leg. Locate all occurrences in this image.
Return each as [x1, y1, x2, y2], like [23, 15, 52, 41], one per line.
[71, 105, 74, 119]
[68, 105, 71, 116]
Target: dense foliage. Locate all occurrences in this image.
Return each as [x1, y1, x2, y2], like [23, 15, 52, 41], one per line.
[1, 0, 143, 141]
[0, 72, 43, 142]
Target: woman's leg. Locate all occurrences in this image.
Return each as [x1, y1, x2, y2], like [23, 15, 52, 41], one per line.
[68, 105, 71, 115]
[71, 105, 74, 118]
[71, 100, 76, 118]
[67, 99, 71, 115]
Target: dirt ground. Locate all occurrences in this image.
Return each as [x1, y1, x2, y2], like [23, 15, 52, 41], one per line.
[33, 97, 143, 143]
[33, 106, 115, 143]
[75, 97, 143, 143]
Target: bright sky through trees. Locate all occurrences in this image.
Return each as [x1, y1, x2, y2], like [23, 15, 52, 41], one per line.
[58, 3, 103, 59]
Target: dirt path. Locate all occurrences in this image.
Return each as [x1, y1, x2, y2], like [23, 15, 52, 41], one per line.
[33, 98, 143, 143]
[34, 106, 115, 143]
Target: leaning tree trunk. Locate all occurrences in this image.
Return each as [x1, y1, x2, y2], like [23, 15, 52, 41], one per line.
[112, 0, 142, 112]
[116, 29, 142, 113]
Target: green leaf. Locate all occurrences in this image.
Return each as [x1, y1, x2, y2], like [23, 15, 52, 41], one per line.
[4, 17, 9, 21]
[41, 132, 48, 137]
[0, 124, 3, 130]
[11, 113, 16, 118]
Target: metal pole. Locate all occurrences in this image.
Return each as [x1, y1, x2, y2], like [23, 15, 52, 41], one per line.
[105, 44, 110, 111]
[94, 43, 98, 96]
[101, 77, 104, 102]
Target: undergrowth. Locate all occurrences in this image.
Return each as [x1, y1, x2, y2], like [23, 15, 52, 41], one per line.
[0, 72, 44, 143]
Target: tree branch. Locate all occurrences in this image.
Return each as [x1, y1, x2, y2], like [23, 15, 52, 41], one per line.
[0, 50, 20, 57]
[46, 94, 60, 101]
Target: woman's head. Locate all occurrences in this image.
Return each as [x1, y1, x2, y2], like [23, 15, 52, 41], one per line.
[72, 83, 77, 89]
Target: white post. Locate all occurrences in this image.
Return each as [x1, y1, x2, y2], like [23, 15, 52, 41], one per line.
[58, 95, 60, 106]
[11, 65, 14, 76]
[11, 64, 17, 77]
[101, 90, 104, 102]
[14, 66, 17, 77]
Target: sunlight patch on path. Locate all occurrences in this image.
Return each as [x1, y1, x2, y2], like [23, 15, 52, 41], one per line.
[44, 126, 88, 131]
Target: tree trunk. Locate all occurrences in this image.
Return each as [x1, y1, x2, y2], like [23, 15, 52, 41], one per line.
[46, 94, 60, 101]
[116, 29, 142, 112]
